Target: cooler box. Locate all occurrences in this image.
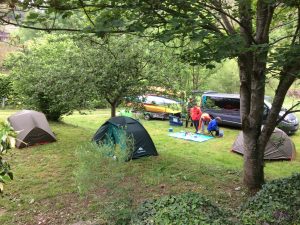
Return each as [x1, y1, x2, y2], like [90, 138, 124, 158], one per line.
[169, 115, 183, 126]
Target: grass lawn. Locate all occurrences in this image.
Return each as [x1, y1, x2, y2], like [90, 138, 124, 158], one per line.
[0, 109, 299, 224]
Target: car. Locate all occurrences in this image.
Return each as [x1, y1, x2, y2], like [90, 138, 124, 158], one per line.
[201, 92, 299, 134]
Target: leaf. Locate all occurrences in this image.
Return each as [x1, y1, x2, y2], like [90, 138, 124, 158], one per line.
[0, 183, 3, 192]
[8, 137, 16, 148]
[26, 12, 40, 20]
[8, 172, 13, 180]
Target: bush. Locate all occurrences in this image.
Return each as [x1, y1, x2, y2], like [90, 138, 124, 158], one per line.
[240, 173, 300, 225]
[75, 142, 130, 193]
[131, 192, 234, 225]
[4, 34, 96, 121]
[75, 141, 134, 224]
[0, 121, 16, 193]
[0, 74, 12, 106]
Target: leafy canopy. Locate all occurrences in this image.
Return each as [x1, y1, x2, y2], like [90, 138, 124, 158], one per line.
[0, 73, 12, 99]
[4, 34, 96, 120]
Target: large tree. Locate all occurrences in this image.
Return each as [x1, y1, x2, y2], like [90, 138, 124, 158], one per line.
[79, 36, 170, 117]
[1, 1, 300, 191]
[4, 34, 96, 120]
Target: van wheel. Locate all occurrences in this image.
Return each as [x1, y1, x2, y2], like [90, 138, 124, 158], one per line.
[144, 114, 151, 120]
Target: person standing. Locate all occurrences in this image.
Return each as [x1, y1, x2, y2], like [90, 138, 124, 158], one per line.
[191, 103, 202, 133]
[185, 98, 194, 128]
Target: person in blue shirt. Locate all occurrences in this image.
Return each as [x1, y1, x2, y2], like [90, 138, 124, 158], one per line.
[207, 117, 222, 136]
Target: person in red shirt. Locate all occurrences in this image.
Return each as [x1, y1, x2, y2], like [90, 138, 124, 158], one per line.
[190, 103, 202, 133]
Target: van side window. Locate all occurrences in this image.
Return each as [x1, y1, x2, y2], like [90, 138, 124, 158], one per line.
[202, 96, 240, 110]
[223, 98, 240, 110]
[202, 96, 221, 109]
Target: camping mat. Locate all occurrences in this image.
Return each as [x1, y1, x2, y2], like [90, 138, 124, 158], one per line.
[168, 132, 214, 142]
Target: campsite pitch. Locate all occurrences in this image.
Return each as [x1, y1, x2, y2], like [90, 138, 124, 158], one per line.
[168, 131, 214, 142]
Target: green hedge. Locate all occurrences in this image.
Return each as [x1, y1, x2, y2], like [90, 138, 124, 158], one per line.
[131, 192, 234, 225]
[240, 173, 300, 225]
[131, 174, 300, 225]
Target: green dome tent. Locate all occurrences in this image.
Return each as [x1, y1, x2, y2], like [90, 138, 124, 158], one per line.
[92, 116, 158, 160]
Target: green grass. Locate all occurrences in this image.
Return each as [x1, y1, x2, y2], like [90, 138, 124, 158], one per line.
[0, 109, 299, 224]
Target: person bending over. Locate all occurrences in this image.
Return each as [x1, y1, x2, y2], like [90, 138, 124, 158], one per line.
[200, 113, 211, 133]
[207, 117, 222, 137]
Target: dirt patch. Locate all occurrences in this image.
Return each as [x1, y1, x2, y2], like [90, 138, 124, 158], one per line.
[0, 208, 7, 217]
[8, 192, 106, 225]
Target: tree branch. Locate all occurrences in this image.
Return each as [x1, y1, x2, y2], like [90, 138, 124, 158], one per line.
[276, 101, 300, 125]
[79, 0, 95, 27]
[291, 6, 300, 45]
[255, 0, 275, 43]
[270, 35, 296, 46]
[0, 17, 82, 32]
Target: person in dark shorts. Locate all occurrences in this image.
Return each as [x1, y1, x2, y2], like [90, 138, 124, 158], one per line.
[185, 98, 194, 128]
[191, 103, 202, 133]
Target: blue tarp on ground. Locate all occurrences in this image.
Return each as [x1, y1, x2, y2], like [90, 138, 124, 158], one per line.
[168, 132, 214, 142]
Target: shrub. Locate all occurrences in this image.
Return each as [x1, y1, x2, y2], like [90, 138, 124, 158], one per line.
[240, 173, 300, 225]
[0, 121, 16, 193]
[75, 142, 129, 193]
[131, 192, 235, 225]
[4, 34, 95, 121]
[75, 140, 135, 224]
[0, 74, 12, 107]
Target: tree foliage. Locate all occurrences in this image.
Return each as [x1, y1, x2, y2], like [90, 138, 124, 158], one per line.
[0, 121, 16, 193]
[4, 33, 186, 118]
[82, 36, 190, 116]
[4, 34, 96, 120]
[78, 36, 163, 117]
[0, 73, 12, 99]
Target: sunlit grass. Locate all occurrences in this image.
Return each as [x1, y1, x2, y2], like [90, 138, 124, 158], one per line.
[0, 108, 299, 224]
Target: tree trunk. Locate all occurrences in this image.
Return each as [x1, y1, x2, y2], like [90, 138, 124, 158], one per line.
[237, 0, 278, 191]
[239, 53, 266, 191]
[1, 98, 5, 108]
[111, 101, 117, 117]
[237, 0, 266, 191]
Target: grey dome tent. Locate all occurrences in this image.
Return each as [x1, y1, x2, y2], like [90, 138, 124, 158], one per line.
[92, 116, 158, 159]
[8, 110, 56, 148]
[232, 128, 296, 160]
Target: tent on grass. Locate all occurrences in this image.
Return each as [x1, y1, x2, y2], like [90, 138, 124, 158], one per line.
[8, 110, 56, 148]
[92, 116, 158, 159]
[232, 128, 296, 160]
